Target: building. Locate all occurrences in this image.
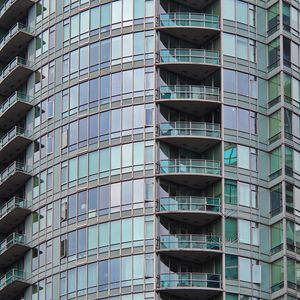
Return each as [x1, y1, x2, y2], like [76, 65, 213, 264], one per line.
[0, 0, 298, 299]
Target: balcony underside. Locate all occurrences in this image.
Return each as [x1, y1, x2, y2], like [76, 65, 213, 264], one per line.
[0, 31, 33, 62]
[158, 249, 222, 264]
[158, 27, 219, 46]
[0, 206, 31, 233]
[158, 211, 221, 226]
[158, 136, 220, 153]
[0, 0, 35, 29]
[0, 100, 32, 129]
[0, 243, 30, 269]
[0, 279, 29, 300]
[157, 62, 219, 81]
[157, 173, 221, 189]
[158, 287, 222, 300]
[0, 65, 33, 96]
[157, 99, 220, 117]
[0, 135, 31, 165]
[0, 171, 31, 198]
[164, 0, 215, 10]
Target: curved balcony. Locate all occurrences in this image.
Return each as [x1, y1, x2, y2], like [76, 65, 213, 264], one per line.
[0, 23, 34, 62]
[158, 49, 220, 80]
[0, 233, 29, 269]
[157, 159, 221, 189]
[0, 127, 31, 164]
[0, 57, 33, 96]
[0, 197, 30, 233]
[158, 122, 220, 152]
[0, 162, 31, 198]
[158, 234, 222, 262]
[158, 196, 221, 226]
[158, 85, 220, 116]
[159, 13, 220, 45]
[0, 0, 35, 29]
[158, 273, 222, 299]
[0, 269, 29, 300]
[0, 91, 33, 129]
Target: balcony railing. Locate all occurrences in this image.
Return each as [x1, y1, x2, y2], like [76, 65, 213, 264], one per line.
[158, 159, 221, 175]
[159, 273, 222, 289]
[160, 13, 220, 29]
[0, 126, 29, 148]
[159, 85, 220, 102]
[0, 233, 26, 256]
[159, 196, 221, 213]
[0, 197, 28, 220]
[158, 122, 220, 138]
[0, 269, 27, 290]
[0, 23, 33, 51]
[0, 162, 30, 183]
[159, 234, 222, 250]
[159, 49, 220, 65]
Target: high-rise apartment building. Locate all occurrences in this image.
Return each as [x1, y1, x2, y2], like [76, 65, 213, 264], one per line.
[0, 0, 298, 299]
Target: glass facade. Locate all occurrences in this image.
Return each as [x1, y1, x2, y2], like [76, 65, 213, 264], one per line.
[0, 0, 298, 300]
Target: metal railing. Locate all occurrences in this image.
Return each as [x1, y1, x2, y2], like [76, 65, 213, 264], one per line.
[0, 126, 29, 149]
[159, 234, 222, 250]
[159, 273, 222, 289]
[0, 23, 33, 51]
[0, 197, 27, 220]
[158, 122, 220, 138]
[0, 57, 31, 82]
[160, 13, 219, 29]
[0, 233, 26, 255]
[0, 91, 33, 114]
[0, 269, 26, 290]
[159, 196, 221, 212]
[159, 49, 220, 65]
[159, 85, 220, 102]
[0, 161, 31, 183]
[158, 159, 221, 175]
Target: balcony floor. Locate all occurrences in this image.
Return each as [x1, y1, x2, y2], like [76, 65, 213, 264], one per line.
[0, 100, 33, 129]
[0, 171, 31, 198]
[0, 279, 29, 300]
[157, 136, 220, 153]
[158, 27, 219, 46]
[0, 206, 31, 233]
[0, 30, 34, 63]
[157, 62, 219, 81]
[0, 135, 31, 165]
[0, 243, 30, 269]
[0, 0, 35, 29]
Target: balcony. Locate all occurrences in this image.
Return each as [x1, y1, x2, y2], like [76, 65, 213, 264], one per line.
[0, 91, 33, 129]
[159, 13, 220, 44]
[0, 233, 29, 269]
[158, 273, 222, 299]
[158, 196, 221, 226]
[0, 197, 30, 233]
[0, 23, 34, 62]
[158, 234, 222, 262]
[0, 57, 33, 96]
[157, 159, 221, 189]
[0, 0, 36, 29]
[158, 49, 220, 80]
[0, 162, 31, 198]
[0, 127, 31, 164]
[158, 85, 220, 116]
[0, 269, 29, 300]
[158, 122, 220, 152]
